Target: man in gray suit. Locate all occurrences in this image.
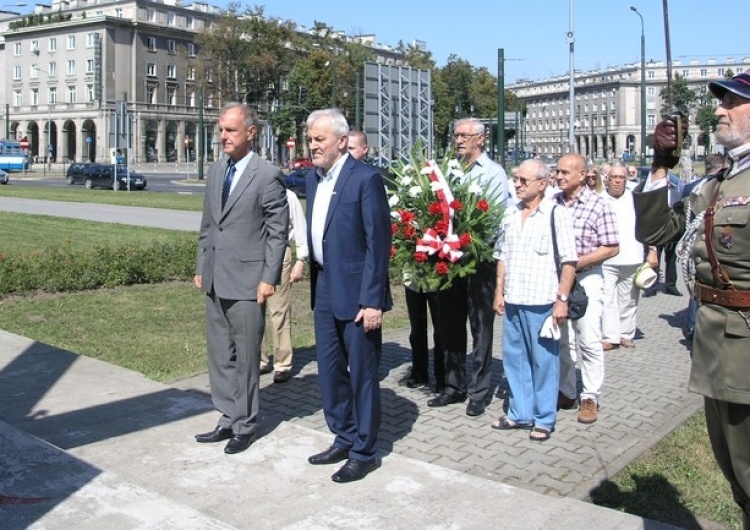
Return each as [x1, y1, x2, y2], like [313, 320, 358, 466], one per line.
[194, 102, 289, 454]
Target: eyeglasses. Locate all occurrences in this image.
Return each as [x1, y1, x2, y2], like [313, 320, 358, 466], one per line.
[608, 175, 627, 181]
[512, 176, 543, 186]
[453, 133, 481, 141]
[586, 174, 598, 179]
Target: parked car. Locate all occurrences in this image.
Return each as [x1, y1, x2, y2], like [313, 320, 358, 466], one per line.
[0, 168, 8, 185]
[289, 157, 313, 170]
[284, 168, 308, 198]
[66, 163, 147, 190]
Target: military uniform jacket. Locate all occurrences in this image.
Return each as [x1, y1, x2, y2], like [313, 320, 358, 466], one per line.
[634, 163, 750, 405]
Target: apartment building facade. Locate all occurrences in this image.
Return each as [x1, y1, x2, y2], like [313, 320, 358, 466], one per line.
[1, 0, 409, 165]
[509, 57, 749, 162]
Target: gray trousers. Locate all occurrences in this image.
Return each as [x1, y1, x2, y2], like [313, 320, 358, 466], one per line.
[205, 291, 264, 435]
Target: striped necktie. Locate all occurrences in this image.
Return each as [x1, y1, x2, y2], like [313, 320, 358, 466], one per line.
[221, 160, 236, 209]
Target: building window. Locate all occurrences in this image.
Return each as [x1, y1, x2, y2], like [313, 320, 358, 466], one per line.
[647, 86, 655, 96]
[30, 65, 39, 79]
[31, 89, 39, 106]
[187, 89, 196, 107]
[682, 69, 689, 78]
[147, 37, 156, 51]
[146, 63, 156, 77]
[166, 85, 177, 105]
[167, 40, 176, 54]
[647, 70, 655, 79]
[115, 8, 123, 18]
[31, 40, 39, 52]
[14, 90, 22, 107]
[13, 42, 21, 55]
[167, 64, 176, 79]
[186, 16, 194, 29]
[146, 84, 156, 104]
[700, 69, 708, 77]
[187, 43, 196, 57]
[13, 66, 21, 80]
[647, 114, 656, 126]
[147, 8, 155, 22]
[167, 12, 175, 26]
[87, 59, 95, 73]
[87, 84, 95, 102]
[49, 37, 57, 51]
[87, 33, 98, 48]
[718, 68, 725, 76]
[49, 62, 57, 77]
[48, 87, 58, 105]
[67, 60, 76, 76]
[67, 35, 75, 49]
[206, 93, 213, 108]
[68, 86, 77, 103]
[187, 66, 196, 80]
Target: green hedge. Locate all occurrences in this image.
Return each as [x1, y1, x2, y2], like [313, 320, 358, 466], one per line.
[0, 237, 197, 296]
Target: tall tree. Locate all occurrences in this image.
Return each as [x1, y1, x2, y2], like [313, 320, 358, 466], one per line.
[659, 73, 698, 117]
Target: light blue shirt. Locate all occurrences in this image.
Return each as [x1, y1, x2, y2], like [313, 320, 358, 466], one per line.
[464, 151, 509, 208]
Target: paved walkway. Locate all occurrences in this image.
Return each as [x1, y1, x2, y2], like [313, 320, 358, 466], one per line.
[0, 198, 701, 528]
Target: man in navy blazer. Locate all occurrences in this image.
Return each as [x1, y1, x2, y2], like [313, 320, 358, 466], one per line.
[304, 108, 392, 483]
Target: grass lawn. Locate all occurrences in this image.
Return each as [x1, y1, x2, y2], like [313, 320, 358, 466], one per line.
[0, 212, 192, 254]
[0, 281, 408, 382]
[0, 184, 204, 211]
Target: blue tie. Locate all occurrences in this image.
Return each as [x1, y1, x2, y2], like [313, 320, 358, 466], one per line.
[221, 160, 236, 209]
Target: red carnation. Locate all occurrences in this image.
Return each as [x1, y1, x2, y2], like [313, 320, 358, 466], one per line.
[434, 220, 449, 235]
[435, 262, 449, 275]
[428, 202, 444, 215]
[459, 232, 472, 247]
[403, 225, 416, 238]
[449, 200, 463, 211]
[391, 223, 399, 235]
[400, 210, 416, 224]
[477, 199, 489, 212]
[390, 246, 396, 258]
[413, 251, 428, 263]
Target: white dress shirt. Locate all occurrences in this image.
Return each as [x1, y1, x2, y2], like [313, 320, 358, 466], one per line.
[310, 153, 348, 266]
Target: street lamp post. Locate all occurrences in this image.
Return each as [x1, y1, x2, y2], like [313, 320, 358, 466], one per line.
[31, 65, 51, 177]
[630, 6, 647, 166]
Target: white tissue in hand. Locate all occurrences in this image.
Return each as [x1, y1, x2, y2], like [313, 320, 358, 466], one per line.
[540, 316, 560, 340]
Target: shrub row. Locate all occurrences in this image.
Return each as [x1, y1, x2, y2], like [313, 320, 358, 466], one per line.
[0, 237, 197, 296]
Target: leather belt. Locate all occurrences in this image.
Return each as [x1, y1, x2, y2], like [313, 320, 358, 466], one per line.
[697, 283, 750, 309]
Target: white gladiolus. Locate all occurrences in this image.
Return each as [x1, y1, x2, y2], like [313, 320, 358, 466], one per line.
[450, 168, 465, 178]
[448, 159, 461, 169]
[468, 183, 483, 195]
[408, 186, 422, 197]
[388, 195, 400, 207]
[402, 164, 414, 173]
[399, 176, 413, 186]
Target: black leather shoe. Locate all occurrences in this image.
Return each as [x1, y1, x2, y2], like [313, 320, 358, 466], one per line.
[331, 458, 380, 483]
[427, 392, 467, 407]
[466, 400, 486, 416]
[665, 286, 682, 296]
[273, 371, 292, 383]
[224, 433, 256, 454]
[195, 426, 233, 444]
[308, 445, 349, 465]
[643, 287, 658, 297]
[259, 365, 273, 375]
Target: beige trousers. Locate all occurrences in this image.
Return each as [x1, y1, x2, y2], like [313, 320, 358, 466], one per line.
[261, 246, 293, 373]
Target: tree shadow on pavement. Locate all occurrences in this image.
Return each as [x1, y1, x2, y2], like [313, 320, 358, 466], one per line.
[589, 474, 714, 530]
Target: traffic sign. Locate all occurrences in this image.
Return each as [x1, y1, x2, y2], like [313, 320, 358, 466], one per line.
[286, 137, 296, 150]
[19, 138, 29, 150]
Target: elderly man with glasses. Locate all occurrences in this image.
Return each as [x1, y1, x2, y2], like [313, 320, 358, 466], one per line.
[428, 118, 509, 417]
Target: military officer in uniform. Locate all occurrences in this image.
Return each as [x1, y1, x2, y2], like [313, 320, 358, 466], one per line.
[634, 72, 750, 529]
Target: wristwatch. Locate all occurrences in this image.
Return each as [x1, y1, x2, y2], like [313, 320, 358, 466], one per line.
[556, 293, 569, 302]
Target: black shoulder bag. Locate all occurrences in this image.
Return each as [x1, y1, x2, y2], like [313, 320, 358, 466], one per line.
[550, 206, 588, 320]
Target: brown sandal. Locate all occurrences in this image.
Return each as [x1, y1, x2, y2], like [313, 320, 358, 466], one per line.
[491, 417, 533, 430]
[529, 426, 553, 442]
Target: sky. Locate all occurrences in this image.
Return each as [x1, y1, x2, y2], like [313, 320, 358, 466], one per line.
[242, 0, 748, 84]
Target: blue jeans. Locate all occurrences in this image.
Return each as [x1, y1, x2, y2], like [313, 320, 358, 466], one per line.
[503, 303, 559, 430]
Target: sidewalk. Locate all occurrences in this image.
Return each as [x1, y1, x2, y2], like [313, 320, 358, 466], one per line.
[0, 286, 695, 529]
